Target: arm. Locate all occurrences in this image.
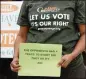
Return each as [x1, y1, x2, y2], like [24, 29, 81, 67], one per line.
[71, 24, 85, 59]
[10, 26, 29, 72]
[10, 1, 31, 72]
[13, 26, 29, 58]
[58, 24, 85, 68]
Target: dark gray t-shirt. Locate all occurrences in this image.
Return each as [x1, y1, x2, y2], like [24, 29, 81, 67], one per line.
[17, 0, 85, 67]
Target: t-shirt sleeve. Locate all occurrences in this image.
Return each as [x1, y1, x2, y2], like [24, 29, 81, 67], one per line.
[75, 0, 85, 24]
[17, 1, 30, 26]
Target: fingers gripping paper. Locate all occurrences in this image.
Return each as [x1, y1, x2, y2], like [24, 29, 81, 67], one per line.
[18, 43, 62, 77]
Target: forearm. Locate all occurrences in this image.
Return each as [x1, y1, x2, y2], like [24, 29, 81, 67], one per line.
[13, 35, 27, 58]
[71, 34, 85, 59]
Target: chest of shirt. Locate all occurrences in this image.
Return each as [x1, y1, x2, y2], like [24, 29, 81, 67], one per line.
[26, 1, 76, 30]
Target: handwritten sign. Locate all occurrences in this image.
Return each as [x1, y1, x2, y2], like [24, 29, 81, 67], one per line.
[18, 43, 62, 77]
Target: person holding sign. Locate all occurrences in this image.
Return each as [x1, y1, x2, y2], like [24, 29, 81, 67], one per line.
[10, 0, 85, 79]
